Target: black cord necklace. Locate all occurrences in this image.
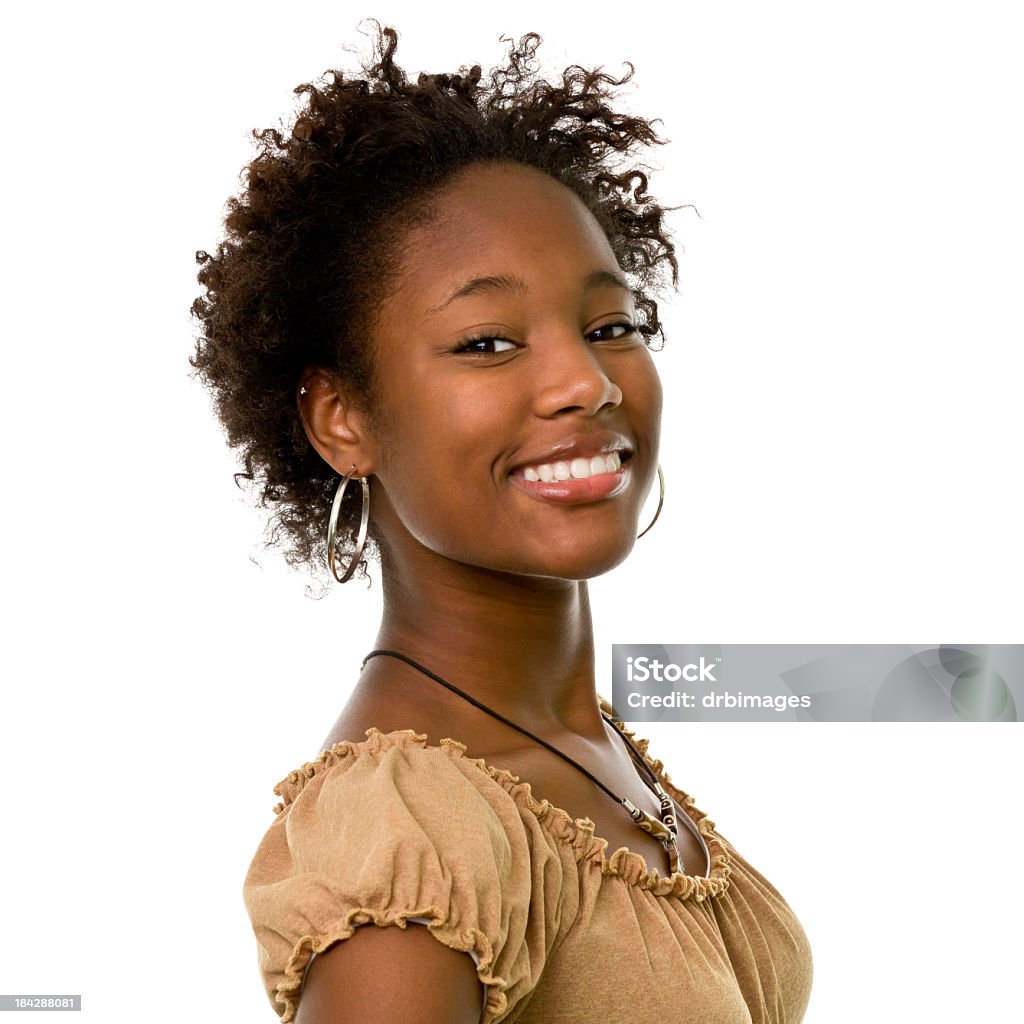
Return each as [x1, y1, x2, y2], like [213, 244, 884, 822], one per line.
[362, 649, 683, 874]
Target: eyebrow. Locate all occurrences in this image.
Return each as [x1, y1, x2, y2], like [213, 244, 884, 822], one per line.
[428, 274, 527, 314]
[583, 269, 631, 293]
[427, 269, 631, 315]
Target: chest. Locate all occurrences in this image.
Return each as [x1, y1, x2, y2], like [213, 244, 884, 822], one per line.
[504, 850, 811, 1024]
[492, 742, 709, 879]
[509, 885, 755, 1024]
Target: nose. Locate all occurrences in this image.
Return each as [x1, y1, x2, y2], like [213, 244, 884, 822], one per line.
[532, 333, 623, 418]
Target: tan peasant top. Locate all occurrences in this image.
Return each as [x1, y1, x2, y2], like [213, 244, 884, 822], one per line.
[244, 726, 813, 1023]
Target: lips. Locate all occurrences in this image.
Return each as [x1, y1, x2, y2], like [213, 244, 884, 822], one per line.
[509, 433, 632, 505]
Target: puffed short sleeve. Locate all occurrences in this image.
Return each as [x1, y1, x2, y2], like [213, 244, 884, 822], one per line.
[243, 729, 566, 1023]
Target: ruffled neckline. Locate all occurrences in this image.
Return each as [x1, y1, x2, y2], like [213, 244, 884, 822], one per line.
[272, 726, 732, 902]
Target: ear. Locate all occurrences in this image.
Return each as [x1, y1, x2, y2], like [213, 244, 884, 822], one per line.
[297, 367, 379, 477]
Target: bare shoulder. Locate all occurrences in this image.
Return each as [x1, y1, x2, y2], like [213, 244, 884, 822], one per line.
[295, 923, 483, 1024]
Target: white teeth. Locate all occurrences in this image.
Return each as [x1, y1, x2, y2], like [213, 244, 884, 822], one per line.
[522, 452, 625, 482]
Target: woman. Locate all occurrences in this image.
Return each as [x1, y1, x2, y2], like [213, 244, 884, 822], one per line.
[193, 28, 812, 1024]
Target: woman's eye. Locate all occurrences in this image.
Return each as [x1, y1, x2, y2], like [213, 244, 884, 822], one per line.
[454, 336, 519, 354]
[588, 322, 638, 343]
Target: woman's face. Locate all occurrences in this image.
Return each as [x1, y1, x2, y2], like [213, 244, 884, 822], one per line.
[361, 162, 662, 582]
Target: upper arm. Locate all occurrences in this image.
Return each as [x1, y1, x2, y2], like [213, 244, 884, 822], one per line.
[295, 923, 483, 1024]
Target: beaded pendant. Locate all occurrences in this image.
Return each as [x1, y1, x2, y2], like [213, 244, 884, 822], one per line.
[621, 781, 681, 873]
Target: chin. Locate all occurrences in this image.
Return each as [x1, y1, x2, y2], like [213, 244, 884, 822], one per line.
[499, 532, 636, 583]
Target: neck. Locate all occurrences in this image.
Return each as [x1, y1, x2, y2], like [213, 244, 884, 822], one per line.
[369, 543, 603, 737]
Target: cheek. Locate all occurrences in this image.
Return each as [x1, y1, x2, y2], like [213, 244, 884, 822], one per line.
[646, 369, 664, 426]
[624, 356, 664, 443]
[371, 383, 513, 536]
[379, 379, 513, 468]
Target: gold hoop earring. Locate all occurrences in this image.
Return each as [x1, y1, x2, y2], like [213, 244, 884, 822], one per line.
[326, 467, 370, 584]
[636, 465, 665, 539]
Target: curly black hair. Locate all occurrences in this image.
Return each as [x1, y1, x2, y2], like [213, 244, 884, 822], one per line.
[191, 26, 678, 576]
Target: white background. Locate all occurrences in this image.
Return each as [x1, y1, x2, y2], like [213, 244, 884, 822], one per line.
[2, 2, 1021, 1021]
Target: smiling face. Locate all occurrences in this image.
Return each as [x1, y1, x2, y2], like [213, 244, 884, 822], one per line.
[329, 162, 662, 582]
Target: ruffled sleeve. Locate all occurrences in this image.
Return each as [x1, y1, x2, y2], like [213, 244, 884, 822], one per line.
[243, 729, 563, 1023]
